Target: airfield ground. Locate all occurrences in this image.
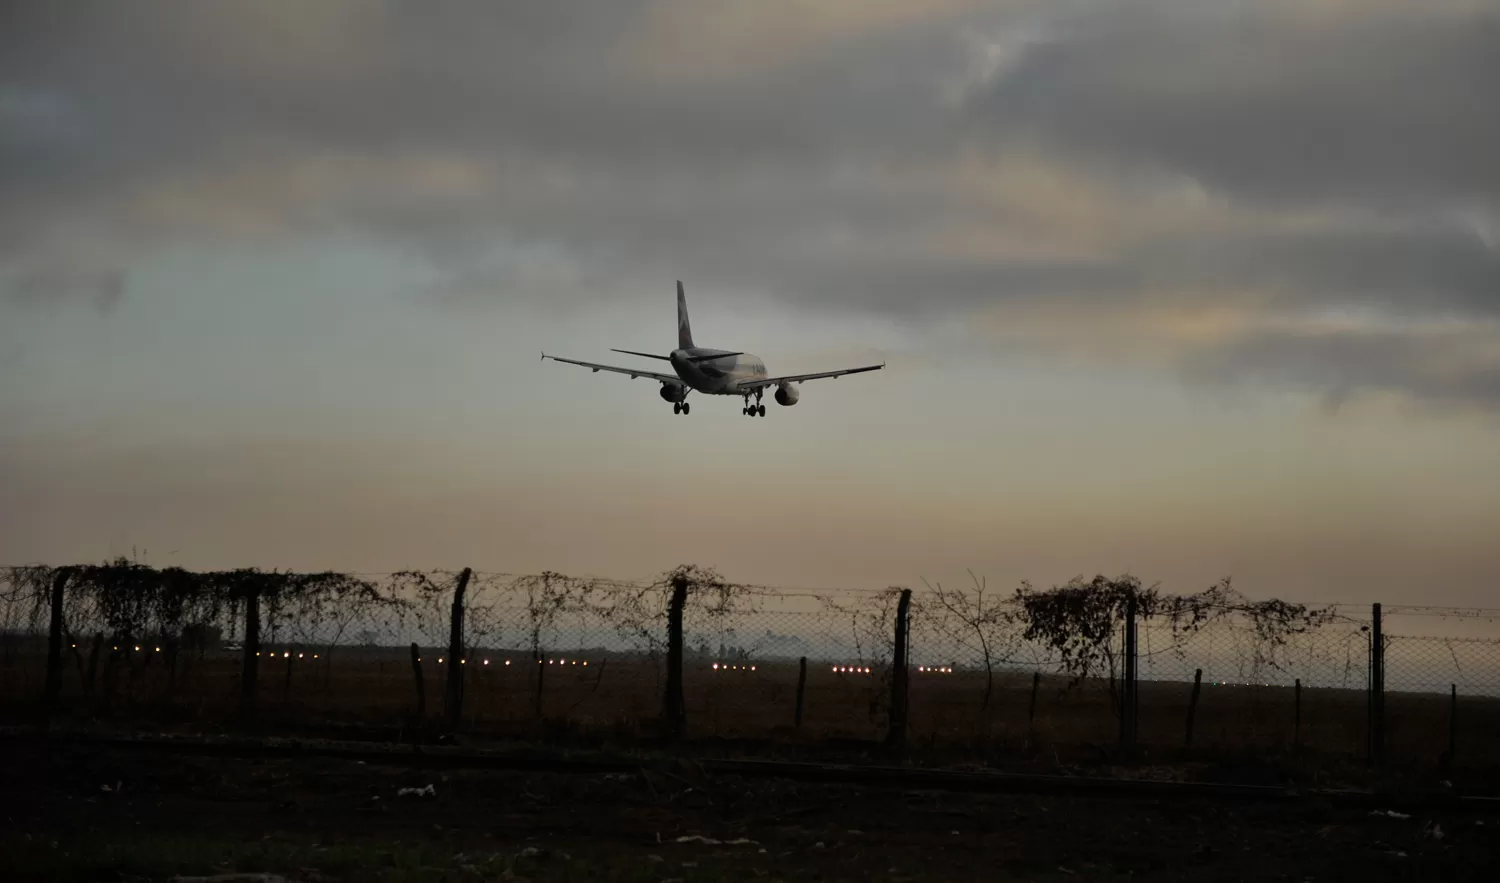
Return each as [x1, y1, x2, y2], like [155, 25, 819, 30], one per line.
[5, 740, 1496, 883]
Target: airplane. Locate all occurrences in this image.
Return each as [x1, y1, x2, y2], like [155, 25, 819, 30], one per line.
[541, 281, 885, 416]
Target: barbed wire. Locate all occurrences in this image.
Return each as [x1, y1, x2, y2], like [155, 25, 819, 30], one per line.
[6, 562, 1500, 762]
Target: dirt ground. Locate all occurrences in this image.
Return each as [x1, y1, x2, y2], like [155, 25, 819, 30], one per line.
[3, 742, 1495, 883]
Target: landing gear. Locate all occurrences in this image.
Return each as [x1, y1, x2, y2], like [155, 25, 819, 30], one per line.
[742, 392, 766, 417]
[673, 401, 690, 415]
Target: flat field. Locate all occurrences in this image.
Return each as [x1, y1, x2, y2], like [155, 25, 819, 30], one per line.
[4, 644, 1495, 776]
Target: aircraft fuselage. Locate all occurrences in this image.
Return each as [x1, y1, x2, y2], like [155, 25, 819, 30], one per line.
[669, 348, 769, 395]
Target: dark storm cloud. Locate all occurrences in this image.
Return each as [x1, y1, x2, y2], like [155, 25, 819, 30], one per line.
[966, 2, 1500, 210]
[4, 266, 126, 313]
[3, 1, 1498, 408]
[1134, 221, 1500, 320]
[1180, 326, 1500, 413]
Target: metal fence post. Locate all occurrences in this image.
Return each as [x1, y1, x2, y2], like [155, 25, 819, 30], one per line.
[1446, 684, 1457, 772]
[410, 642, 426, 718]
[44, 568, 70, 717]
[1294, 678, 1302, 751]
[240, 585, 261, 719]
[1185, 668, 1202, 749]
[1371, 602, 1384, 766]
[1028, 671, 1041, 737]
[1120, 593, 1138, 753]
[886, 588, 912, 748]
[794, 656, 808, 729]
[445, 568, 472, 731]
[663, 573, 688, 739]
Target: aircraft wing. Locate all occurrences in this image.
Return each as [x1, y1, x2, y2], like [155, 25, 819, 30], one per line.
[735, 361, 885, 391]
[541, 352, 685, 386]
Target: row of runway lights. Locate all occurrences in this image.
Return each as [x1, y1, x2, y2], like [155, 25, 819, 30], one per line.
[69, 647, 1303, 687]
[91, 645, 601, 667]
[86, 645, 956, 675]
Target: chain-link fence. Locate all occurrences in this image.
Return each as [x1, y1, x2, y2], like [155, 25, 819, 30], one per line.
[3, 564, 1497, 771]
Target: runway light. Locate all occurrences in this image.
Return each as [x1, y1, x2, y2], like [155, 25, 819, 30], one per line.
[313, 654, 319, 659]
[298, 652, 304, 659]
[134, 646, 141, 652]
[713, 663, 719, 670]
[155, 647, 161, 653]
[507, 660, 512, 666]
[438, 657, 445, 664]
[461, 659, 466, 664]
[283, 651, 290, 658]
[483, 659, 490, 665]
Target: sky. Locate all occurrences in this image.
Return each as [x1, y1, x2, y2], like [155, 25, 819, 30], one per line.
[3, 0, 1498, 606]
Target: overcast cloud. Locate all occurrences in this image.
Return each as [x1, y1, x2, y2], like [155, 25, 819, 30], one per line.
[3, 0, 1498, 408]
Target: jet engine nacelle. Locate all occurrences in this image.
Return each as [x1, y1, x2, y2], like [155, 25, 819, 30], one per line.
[659, 383, 687, 403]
[774, 381, 800, 406]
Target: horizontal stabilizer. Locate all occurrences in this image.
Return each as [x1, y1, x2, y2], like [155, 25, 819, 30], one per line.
[686, 351, 743, 362]
[610, 348, 672, 361]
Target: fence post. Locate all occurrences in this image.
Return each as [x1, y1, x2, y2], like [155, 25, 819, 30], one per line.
[886, 588, 913, 748]
[1446, 684, 1457, 772]
[1370, 603, 1384, 766]
[1294, 678, 1302, 751]
[1185, 668, 1202, 749]
[240, 586, 261, 718]
[410, 643, 426, 718]
[445, 568, 472, 731]
[44, 568, 70, 716]
[533, 648, 546, 719]
[794, 656, 808, 729]
[1028, 671, 1041, 733]
[663, 572, 688, 739]
[85, 633, 103, 696]
[1120, 593, 1138, 753]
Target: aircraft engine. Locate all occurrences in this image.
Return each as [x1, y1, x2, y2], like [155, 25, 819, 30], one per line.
[659, 383, 688, 403]
[774, 381, 801, 406]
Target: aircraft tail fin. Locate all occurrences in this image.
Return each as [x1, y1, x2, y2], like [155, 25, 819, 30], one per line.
[677, 280, 695, 349]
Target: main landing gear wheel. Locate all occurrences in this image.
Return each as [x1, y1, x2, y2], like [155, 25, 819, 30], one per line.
[673, 402, 690, 415]
[757, 404, 766, 417]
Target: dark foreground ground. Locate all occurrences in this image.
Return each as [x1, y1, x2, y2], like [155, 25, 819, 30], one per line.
[4, 742, 1495, 883]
